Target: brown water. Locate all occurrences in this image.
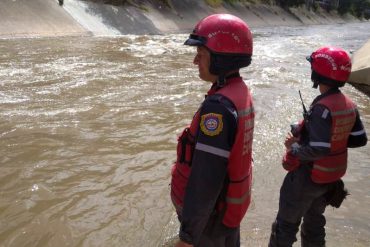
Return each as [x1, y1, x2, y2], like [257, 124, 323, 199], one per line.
[0, 23, 369, 247]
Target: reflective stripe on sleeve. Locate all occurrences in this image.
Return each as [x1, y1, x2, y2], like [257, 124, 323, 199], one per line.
[322, 109, 329, 119]
[313, 164, 347, 172]
[225, 188, 251, 204]
[238, 107, 254, 118]
[351, 129, 366, 136]
[309, 141, 331, 148]
[195, 142, 230, 158]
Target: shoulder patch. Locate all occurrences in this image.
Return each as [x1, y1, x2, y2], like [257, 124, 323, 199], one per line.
[200, 113, 223, 136]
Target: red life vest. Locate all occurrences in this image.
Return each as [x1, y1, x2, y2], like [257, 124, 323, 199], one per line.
[282, 120, 305, 171]
[170, 77, 255, 227]
[311, 93, 356, 183]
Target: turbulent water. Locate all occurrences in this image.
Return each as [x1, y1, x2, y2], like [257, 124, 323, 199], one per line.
[0, 23, 369, 247]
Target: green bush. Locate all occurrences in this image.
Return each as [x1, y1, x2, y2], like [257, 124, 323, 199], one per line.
[337, 0, 370, 17]
[205, 0, 223, 7]
[338, 0, 351, 15]
[353, 0, 370, 17]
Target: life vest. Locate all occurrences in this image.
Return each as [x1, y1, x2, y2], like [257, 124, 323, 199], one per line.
[311, 93, 356, 183]
[170, 77, 255, 228]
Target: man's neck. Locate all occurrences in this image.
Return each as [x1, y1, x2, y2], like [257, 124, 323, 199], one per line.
[319, 84, 332, 94]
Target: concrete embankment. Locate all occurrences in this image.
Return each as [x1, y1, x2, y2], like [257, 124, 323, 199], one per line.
[1, 0, 368, 95]
[0, 0, 362, 37]
[59, 0, 360, 34]
[0, 0, 88, 38]
[349, 39, 370, 96]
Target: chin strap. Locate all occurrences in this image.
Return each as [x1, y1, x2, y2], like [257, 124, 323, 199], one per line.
[312, 81, 319, 89]
[311, 70, 344, 88]
[217, 74, 226, 87]
[311, 70, 319, 88]
[216, 72, 240, 88]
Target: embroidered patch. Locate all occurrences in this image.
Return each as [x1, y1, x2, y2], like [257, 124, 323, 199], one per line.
[200, 113, 223, 136]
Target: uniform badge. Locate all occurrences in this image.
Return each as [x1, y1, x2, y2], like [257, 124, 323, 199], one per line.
[200, 113, 223, 136]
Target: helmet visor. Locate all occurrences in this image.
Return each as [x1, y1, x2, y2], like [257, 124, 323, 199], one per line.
[184, 34, 207, 46]
[306, 55, 312, 63]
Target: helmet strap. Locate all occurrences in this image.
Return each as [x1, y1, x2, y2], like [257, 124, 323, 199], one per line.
[311, 70, 345, 88]
[216, 72, 241, 88]
[209, 52, 252, 77]
[311, 71, 321, 88]
[217, 74, 226, 87]
[312, 81, 319, 89]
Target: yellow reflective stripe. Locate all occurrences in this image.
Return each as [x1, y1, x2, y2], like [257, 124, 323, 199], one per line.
[313, 164, 346, 172]
[238, 107, 254, 118]
[331, 108, 356, 116]
[225, 188, 251, 204]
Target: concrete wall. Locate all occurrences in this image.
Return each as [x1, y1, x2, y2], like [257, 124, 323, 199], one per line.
[349, 39, 370, 95]
[0, 0, 88, 37]
[350, 39, 370, 85]
[0, 0, 363, 37]
[1, 0, 368, 93]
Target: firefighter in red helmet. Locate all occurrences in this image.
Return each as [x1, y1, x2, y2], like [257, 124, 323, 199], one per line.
[269, 46, 367, 247]
[170, 14, 255, 247]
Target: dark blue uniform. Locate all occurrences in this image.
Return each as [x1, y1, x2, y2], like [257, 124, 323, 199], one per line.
[270, 88, 367, 247]
[179, 85, 240, 246]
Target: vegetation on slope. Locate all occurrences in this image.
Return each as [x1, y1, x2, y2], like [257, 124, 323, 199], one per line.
[276, 0, 370, 18]
[83, 0, 370, 19]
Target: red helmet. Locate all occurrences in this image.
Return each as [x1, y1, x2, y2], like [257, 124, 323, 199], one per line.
[184, 14, 253, 55]
[307, 46, 352, 83]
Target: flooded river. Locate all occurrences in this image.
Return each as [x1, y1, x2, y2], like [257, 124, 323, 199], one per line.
[0, 22, 369, 247]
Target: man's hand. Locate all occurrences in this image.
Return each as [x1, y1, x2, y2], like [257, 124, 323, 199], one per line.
[284, 132, 299, 151]
[282, 150, 300, 171]
[175, 240, 193, 247]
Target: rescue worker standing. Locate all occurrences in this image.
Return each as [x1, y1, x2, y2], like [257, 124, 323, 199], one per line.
[170, 14, 255, 247]
[269, 46, 368, 247]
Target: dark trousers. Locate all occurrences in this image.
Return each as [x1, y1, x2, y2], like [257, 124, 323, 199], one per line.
[269, 164, 330, 247]
[196, 227, 240, 247]
[177, 208, 240, 247]
[194, 212, 240, 247]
